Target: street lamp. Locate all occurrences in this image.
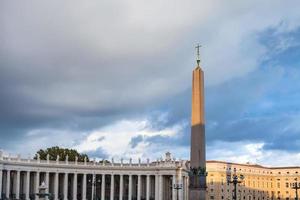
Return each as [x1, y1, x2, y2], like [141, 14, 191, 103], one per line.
[173, 183, 183, 200]
[226, 169, 244, 200]
[88, 174, 101, 200]
[172, 167, 184, 200]
[290, 178, 300, 200]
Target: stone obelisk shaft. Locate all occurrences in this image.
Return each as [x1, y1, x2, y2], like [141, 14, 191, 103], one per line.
[189, 66, 206, 200]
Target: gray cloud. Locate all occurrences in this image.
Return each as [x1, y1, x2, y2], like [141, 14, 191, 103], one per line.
[1, 0, 300, 164]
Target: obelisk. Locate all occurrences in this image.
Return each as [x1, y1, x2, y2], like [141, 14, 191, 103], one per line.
[189, 45, 206, 200]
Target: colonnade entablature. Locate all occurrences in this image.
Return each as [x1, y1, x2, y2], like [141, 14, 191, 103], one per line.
[0, 151, 188, 172]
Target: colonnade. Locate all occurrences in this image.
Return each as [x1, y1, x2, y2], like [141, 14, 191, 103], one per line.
[0, 169, 188, 200]
[0, 151, 189, 200]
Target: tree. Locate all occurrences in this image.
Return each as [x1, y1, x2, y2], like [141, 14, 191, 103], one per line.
[34, 146, 89, 162]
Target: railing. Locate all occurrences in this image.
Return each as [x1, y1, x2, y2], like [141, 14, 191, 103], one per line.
[0, 151, 186, 169]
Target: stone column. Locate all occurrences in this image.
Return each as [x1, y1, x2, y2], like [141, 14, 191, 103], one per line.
[154, 175, 158, 200]
[101, 174, 105, 200]
[64, 173, 68, 200]
[128, 175, 132, 200]
[182, 176, 186, 200]
[119, 175, 123, 200]
[16, 170, 20, 200]
[146, 175, 150, 200]
[45, 172, 49, 193]
[185, 177, 189, 200]
[137, 175, 141, 200]
[110, 174, 114, 200]
[26, 171, 30, 200]
[82, 174, 87, 200]
[158, 175, 163, 200]
[73, 173, 77, 200]
[45, 172, 49, 200]
[91, 174, 95, 200]
[0, 170, 2, 199]
[35, 171, 40, 194]
[172, 175, 176, 200]
[54, 173, 59, 200]
[179, 176, 183, 200]
[6, 170, 10, 199]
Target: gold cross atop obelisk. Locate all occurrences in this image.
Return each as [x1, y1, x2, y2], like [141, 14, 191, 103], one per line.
[195, 44, 201, 67]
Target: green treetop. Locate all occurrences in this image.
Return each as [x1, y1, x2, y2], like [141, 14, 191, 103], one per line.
[34, 146, 89, 162]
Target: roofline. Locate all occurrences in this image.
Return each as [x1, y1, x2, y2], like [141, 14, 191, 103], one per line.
[207, 160, 300, 170]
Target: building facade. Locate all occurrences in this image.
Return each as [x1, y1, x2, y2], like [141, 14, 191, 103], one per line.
[0, 151, 189, 200]
[206, 160, 300, 200]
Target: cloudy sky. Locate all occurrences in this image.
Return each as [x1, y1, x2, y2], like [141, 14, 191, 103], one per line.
[1, 0, 300, 167]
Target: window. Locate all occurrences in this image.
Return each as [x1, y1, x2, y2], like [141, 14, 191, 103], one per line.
[286, 182, 289, 188]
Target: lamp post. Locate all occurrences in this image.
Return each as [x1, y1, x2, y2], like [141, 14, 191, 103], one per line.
[89, 174, 101, 200]
[173, 183, 183, 200]
[172, 167, 184, 200]
[290, 178, 300, 200]
[226, 169, 244, 200]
